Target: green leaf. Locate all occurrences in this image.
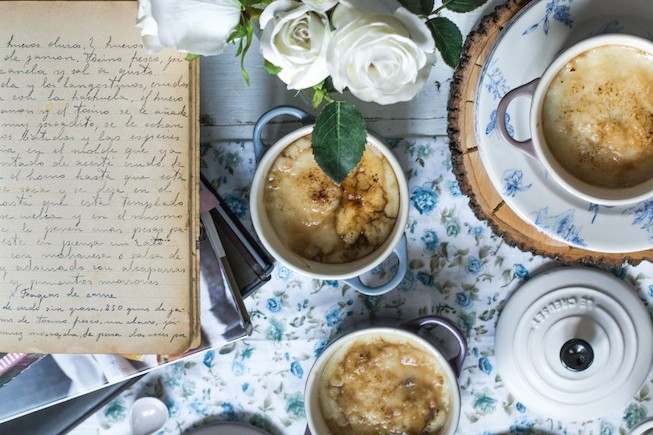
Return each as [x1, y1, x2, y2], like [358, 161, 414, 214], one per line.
[312, 101, 366, 184]
[639, 385, 650, 401]
[264, 60, 282, 75]
[444, 0, 488, 13]
[229, 16, 254, 85]
[426, 16, 463, 68]
[219, 342, 236, 354]
[323, 76, 336, 94]
[185, 53, 200, 61]
[312, 84, 325, 109]
[240, 0, 264, 7]
[397, 0, 434, 15]
[239, 20, 254, 85]
[243, 0, 274, 9]
[229, 19, 250, 41]
[311, 81, 334, 109]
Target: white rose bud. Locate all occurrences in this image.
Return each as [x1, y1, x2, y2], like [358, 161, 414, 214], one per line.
[260, 0, 331, 90]
[137, 0, 242, 56]
[327, 0, 436, 105]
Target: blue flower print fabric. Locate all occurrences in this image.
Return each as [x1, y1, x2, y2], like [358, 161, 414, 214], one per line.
[85, 137, 653, 435]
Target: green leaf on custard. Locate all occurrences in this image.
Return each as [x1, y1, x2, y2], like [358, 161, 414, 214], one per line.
[185, 53, 200, 61]
[312, 101, 366, 185]
[426, 16, 463, 68]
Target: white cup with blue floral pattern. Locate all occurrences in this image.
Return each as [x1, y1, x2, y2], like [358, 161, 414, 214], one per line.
[250, 106, 409, 296]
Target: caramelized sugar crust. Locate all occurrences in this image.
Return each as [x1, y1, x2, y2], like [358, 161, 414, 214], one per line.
[264, 136, 400, 263]
[319, 338, 451, 435]
[542, 44, 653, 188]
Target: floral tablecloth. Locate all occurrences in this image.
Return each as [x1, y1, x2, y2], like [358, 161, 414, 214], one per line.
[75, 137, 653, 435]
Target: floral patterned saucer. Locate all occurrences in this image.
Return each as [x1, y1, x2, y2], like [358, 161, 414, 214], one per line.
[475, 0, 653, 253]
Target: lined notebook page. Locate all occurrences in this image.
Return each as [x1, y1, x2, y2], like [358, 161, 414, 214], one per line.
[0, 1, 199, 354]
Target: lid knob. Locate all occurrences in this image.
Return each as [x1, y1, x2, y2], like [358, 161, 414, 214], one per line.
[560, 338, 594, 372]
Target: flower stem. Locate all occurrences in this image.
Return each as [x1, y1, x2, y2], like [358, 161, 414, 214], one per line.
[432, 0, 455, 15]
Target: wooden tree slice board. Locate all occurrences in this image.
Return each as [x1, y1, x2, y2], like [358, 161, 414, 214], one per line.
[447, 0, 653, 267]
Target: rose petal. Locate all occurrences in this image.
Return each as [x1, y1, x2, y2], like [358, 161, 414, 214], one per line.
[327, 11, 434, 105]
[136, 0, 167, 53]
[393, 7, 435, 52]
[260, 1, 330, 89]
[149, 0, 241, 56]
[331, 1, 364, 27]
[301, 0, 339, 12]
[259, 0, 298, 29]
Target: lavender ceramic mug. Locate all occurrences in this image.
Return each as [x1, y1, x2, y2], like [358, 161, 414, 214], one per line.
[304, 316, 467, 435]
[497, 34, 653, 206]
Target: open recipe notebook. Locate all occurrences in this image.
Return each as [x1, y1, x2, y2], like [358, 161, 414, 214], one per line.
[0, 0, 265, 424]
[0, 0, 201, 355]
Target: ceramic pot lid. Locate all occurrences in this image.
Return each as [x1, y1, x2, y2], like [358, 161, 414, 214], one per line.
[495, 267, 653, 421]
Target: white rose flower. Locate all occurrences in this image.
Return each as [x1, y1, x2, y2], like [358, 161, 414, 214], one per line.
[137, 0, 241, 56]
[327, 0, 436, 105]
[301, 0, 338, 12]
[260, 0, 331, 90]
[137, 0, 166, 53]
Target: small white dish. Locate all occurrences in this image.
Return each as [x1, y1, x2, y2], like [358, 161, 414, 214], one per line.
[475, 0, 653, 253]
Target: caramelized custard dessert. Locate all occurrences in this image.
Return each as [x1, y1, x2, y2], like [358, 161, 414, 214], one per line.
[319, 337, 451, 435]
[542, 44, 653, 188]
[264, 135, 400, 263]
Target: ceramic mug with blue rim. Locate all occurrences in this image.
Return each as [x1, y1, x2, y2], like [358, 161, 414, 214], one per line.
[250, 106, 409, 296]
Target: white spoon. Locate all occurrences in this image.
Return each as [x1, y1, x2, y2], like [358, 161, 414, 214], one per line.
[129, 397, 169, 435]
